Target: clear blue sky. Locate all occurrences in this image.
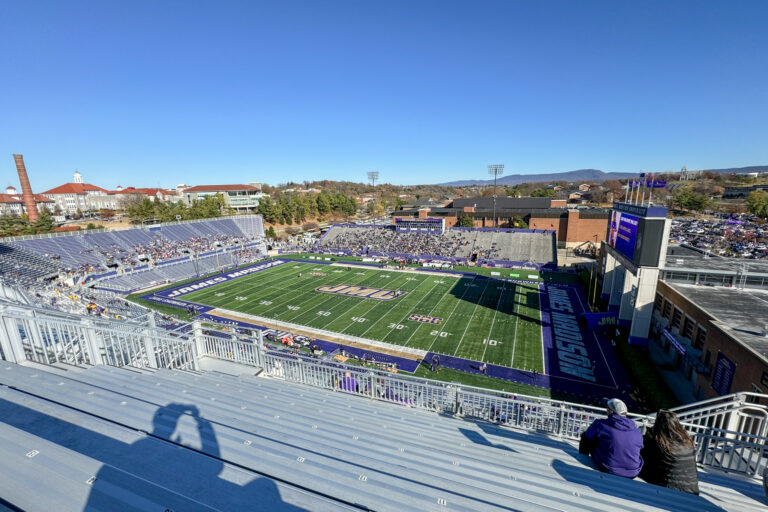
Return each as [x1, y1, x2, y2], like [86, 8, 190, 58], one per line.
[2, 0, 767, 191]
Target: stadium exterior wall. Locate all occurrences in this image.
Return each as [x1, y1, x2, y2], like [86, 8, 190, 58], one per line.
[654, 280, 768, 403]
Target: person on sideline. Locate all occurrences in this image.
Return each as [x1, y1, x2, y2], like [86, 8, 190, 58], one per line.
[640, 410, 699, 494]
[580, 398, 644, 478]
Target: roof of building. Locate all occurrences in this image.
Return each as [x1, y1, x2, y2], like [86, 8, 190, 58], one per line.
[451, 197, 554, 210]
[109, 187, 175, 196]
[184, 184, 260, 192]
[664, 245, 768, 276]
[0, 361, 761, 512]
[666, 282, 768, 360]
[0, 193, 54, 203]
[42, 183, 109, 195]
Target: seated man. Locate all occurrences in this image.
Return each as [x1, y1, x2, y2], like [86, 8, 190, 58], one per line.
[580, 398, 643, 478]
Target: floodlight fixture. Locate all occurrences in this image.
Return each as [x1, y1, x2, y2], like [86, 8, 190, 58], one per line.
[488, 164, 504, 228]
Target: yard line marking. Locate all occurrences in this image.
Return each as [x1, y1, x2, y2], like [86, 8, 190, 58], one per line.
[452, 278, 493, 356]
[510, 285, 522, 368]
[423, 276, 479, 354]
[332, 272, 419, 335]
[399, 278, 457, 346]
[479, 282, 505, 362]
[363, 275, 442, 340]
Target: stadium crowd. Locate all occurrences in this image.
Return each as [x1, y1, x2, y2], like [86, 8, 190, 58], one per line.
[317, 226, 473, 259]
[670, 217, 768, 259]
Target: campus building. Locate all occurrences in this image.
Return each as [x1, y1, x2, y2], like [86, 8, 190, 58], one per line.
[181, 184, 267, 213]
[0, 186, 55, 217]
[650, 248, 768, 403]
[392, 196, 609, 246]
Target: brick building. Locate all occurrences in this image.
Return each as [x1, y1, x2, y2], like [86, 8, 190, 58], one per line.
[393, 196, 609, 247]
[649, 255, 768, 403]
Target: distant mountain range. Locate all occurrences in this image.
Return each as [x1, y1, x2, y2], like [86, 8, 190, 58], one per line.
[439, 166, 768, 187]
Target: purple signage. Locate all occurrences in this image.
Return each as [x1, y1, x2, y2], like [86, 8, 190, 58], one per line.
[711, 352, 736, 396]
[662, 328, 686, 355]
[581, 311, 619, 331]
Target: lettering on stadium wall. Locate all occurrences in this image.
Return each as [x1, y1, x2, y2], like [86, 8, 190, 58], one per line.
[549, 287, 596, 382]
[316, 284, 405, 301]
[165, 259, 287, 298]
[408, 314, 443, 325]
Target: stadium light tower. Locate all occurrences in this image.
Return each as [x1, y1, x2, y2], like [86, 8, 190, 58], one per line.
[488, 164, 504, 228]
[367, 171, 379, 219]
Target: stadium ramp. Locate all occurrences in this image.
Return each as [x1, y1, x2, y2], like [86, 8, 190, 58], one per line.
[0, 362, 763, 512]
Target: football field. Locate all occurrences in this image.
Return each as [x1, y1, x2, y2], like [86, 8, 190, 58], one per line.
[183, 261, 545, 371]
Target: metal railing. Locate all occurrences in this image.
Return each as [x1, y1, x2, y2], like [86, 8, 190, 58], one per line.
[0, 302, 198, 371]
[1, 296, 767, 479]
[259, 349, 607, 437]
[256, 348, 768, 479]
[200, 334, 261, 367]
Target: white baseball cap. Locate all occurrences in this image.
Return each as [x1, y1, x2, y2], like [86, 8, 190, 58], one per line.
[607, 398, 628, 416]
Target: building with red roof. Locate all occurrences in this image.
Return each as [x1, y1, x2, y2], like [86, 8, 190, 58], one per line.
[0, 186, 55, 217]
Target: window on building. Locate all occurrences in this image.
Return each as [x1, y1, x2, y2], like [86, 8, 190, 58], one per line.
[654, 293, 663, 312]
[683, 317, 695, 340]
[663, 300, 672, 318]
[672, 308, 683, 329]
[695, 327, 707, 350]
[703, 350, 711, 366]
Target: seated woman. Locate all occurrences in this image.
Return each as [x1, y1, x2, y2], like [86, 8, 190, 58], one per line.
[640, 409, 699, 494]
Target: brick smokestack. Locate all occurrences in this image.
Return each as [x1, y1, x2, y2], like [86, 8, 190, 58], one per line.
[13, 154, 40, 223]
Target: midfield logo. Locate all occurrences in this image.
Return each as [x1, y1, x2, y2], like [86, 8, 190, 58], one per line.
[315, 284, 405, 301]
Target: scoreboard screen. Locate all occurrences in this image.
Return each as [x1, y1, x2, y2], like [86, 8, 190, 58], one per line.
[608, 211, 639, 261]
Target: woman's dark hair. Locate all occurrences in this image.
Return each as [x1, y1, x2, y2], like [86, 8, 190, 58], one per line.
[652, 409, 694, 453]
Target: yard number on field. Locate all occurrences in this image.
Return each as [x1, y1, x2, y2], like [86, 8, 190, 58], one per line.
[260, 300, 272, 306]
[388, 323, 406, 330]
[483, 338, 501, 346]
[351, 317, 367, 323]
[287, 305, 300, 311]
[430, 330, 451, 337]
[317, 311, 332, 317]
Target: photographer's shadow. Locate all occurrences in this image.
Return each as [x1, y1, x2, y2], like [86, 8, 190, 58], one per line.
[85, 402, 305, 511]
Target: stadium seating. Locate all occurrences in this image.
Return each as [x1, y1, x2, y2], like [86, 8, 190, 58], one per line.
[0, 361, 762, 511]
[93, 244, 266, 292]
[316, 225, 557, 266]
[6, 216, 265, 274]
[0, 244, 60, 286]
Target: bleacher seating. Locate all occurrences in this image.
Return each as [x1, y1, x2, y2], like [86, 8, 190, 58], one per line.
[5, 216, 265, 274]
[94, 244, 266, 292]
[0, 244, 60, 286]
[316, 225, 557, 266]
[0, 361, 762, 511]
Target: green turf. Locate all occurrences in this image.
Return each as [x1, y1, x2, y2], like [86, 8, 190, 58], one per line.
[181, 260, 545, 371]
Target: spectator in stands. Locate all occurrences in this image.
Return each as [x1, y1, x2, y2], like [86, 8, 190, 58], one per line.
[580, 398, 643, 478]
[639, 410, 699, 494]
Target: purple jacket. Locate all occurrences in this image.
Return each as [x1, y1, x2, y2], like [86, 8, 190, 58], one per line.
[583, 414, 644, 478]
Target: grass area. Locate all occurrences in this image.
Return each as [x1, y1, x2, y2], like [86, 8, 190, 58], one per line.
[179, 259, 545, 370]
[412, 363, 585, 402]
[613, 338, 680, 412]
[126, 261, 273, 320]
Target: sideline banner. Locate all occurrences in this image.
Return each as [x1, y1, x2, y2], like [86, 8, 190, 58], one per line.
[580, 311, 619, 331]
